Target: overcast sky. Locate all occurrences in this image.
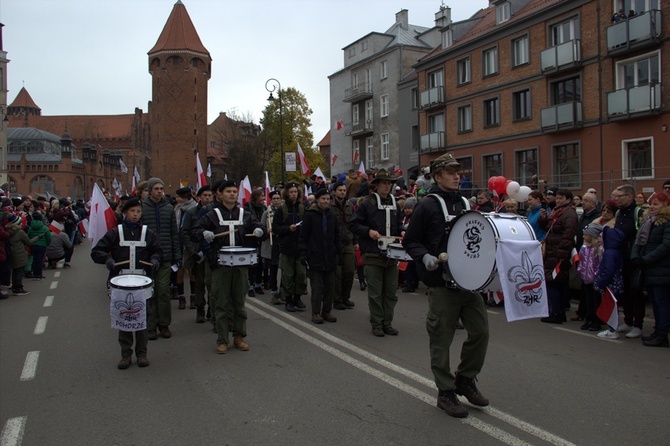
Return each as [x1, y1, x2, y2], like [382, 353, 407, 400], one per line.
[1, 0, 489, 144]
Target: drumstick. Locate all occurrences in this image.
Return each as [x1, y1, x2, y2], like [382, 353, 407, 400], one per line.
[139, 260, 153, 266]
[213, 229, 238, 238]
[436, 253, 449, 264]
[114, 260, 130, 267]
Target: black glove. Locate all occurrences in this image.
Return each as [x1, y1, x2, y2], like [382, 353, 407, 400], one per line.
[151, 258, 160, 272]
[106, 257, 115, 272]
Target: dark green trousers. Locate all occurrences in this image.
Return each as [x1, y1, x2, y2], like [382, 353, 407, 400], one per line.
[334, 244, 355, 304]
[363, 255, 398, 329]
[193, 259, 212, 309]
[211, 266, 248, 345]
[280, 253, 307, 300]
[119, 329, 148, 358]
[147, 263, 172, 331]
[426, 286, 489, 391]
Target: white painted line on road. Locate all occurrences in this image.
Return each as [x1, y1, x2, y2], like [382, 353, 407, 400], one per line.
[247, 303, 531, 446]
[20, 351, 40, 381]
[0, 416, 27, 446]
[43, 296, 54, 307]
[553, 327, 624, 344]
[49, 281, 57, 289]
[34, 317, 48, 335]
[248, 300, 577, 446]
[486, 309, 500, 315]
[54, 272, 61, 278]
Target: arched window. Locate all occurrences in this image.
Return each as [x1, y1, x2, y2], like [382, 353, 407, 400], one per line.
[8, 141, 26, 154]
[72, 177, 85, 200]
[27, 141, 42, 154]
[8, 176, 18, 194]
[30, 175, 55, 196]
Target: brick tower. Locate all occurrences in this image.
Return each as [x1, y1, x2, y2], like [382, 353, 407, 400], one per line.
[148, 0, 211, 191]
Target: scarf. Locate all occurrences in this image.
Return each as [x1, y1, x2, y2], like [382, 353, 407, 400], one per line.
[634, 215, 655, 246]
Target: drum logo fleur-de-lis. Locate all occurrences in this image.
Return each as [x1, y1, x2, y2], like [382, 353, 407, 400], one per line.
[506, 251, 544, 305]
[114, 292, 144, 322]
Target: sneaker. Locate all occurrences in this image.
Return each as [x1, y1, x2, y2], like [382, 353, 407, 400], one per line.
[580, 321, 591, 330]
[617, 323, 632, 333]
[312, 313, 324, 324]
[383, 326, 398, 336]
[12, 289, 30, 296]
[437, 390, 468, 418]
[285, 303, 296, 312]
[588, 322, 602, 332]
[136, 356, 150, 367]
[247, 288, 256, 297]
[216, 343, 228, 354]
[63, 263, 71, 269]
[372, 327, 385, 337]
[233, 335, 250, 351]
[254, 286, 265, 295]
[0, 290, 9, 300]
[294, 297, 306, 311]
[271, 296, 282, 305]
[454, 375, 489, 407]
[343, 300, 355, 308]
[597, 330, 619, 339]
[118, 356, 132, 370]
[321, 312, 337, 323]
[625, 327, 643, 338]
[147, 330, 158, 341]
[333, 302, 347, 310]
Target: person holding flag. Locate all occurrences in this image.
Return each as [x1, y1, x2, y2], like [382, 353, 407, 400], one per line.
[594, 224, 626, 339]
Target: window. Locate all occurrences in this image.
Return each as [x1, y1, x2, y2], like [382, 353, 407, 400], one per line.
[380, 60, 388, 79]
[550, 17, 579, 46]
[623, 138, 653, 178]
[483, 154, 503, 179]
[361, 40, 368, 52]
[365, 69, 372, 89]
[366, 136, 374, 167]
[428, 113, 445, 134]
[513, 89, 531, 121]
[352, 73, 359, 88]
[553, 142, 581, 188]
[551, 76, 581, 105]
[483, 47, 498, 76]
[442, 29, 453, 48]
[353, 140, 360, 165]
[428, 70, 444, 88]
[515, 148, 538, 187]
[617, 52, 660, 89]
[613, 0, 659, 15]
[458, 105, 473, 132]
[380, 95, 389, 117]
[512, 35, 529, 67]
[496, 2, 511, 24]
[352, 104, 360, 125]
[457, 57, 471, 85]
[365, 100, 373, 123]
[411, 88, 419, 109]
[30, 175, 55, 195]
[456, 157, 474, 194]
[381, 134, 390, 160]
[348, 47, 356, 58]
[483, 97, 500, 127]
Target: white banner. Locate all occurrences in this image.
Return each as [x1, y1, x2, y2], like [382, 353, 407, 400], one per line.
[495, 239, 549, 322]
[109, 285, 152, 331]
[285, 152, 296, 172]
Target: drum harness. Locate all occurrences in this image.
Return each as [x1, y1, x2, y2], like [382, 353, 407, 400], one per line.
[214, 208, 244, 247]
[118, 224, 148, 275]
[373, 192, 398, 252]
[427, 193, 471, 289]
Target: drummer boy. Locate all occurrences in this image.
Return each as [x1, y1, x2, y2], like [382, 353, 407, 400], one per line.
[191, 180, 266, 354]
[91, 198, 163, 369]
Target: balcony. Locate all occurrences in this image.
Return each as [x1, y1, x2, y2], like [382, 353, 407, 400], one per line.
[344, 82, 373, 102]
[419, 132, 445, 153]
[540, 39, 581, 74]
[420, 86, 445, 110]
[540, 101, 583, 132]
[607, 10, 662, 55]
[346, 120, 374, 137]
[607, 83, 662, 118]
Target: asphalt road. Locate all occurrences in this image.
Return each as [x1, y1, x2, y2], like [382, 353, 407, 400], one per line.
[1, 241, 669, 446]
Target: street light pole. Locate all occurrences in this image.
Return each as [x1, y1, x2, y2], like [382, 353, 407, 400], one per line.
[265, 78, 284, 183]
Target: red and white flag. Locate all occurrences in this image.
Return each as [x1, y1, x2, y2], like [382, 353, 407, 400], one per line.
[78, 218, 89, 237]
[133, 166, 141, 183]
[88, 183, 117, 246]
[596, 287, 619, 330]
[570, 247, 579, 266]
[48, 220, 64, 234]
[551, 263, 561, 280]
[119, 159, 128, 174]
[314, 167, 325, 181]
[131, 175, 137, 196]
[357, 161, 366, 178]
[207, 163, 212, 178]
[196, 152, 207, 190]
[265, 171, 272, 206]
[331, 154, 338, 167]
[238, 176, 252, 206]
[297, 142, 311, 176]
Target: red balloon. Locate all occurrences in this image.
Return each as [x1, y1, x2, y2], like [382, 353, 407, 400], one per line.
[493, 176, 508, 195]
[488, 176, 497, 191]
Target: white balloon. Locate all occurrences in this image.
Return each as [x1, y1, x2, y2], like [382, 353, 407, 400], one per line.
[516, 185, 532, 201]
[506, 181, 521, 197]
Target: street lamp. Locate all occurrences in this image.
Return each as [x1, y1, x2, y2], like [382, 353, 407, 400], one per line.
[265, 78, 284, 183]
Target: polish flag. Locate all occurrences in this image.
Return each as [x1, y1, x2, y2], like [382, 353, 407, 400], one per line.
[134, 166, 141, 183]
[570, 248, 579, 266]
[48, 220, 64, 234]
[131, 175, 137, 196]
[196, 152, 207, 190]
[119, 159, 128, 174]
[297, 142, 311, 176]
[88, 183, 117, 246]
[265, 171, 272, 205]
[551, 263, 561, 280]
[596, 287, 619, 330]
[238, 176, 252, 206]
[78, 218, 89, 237]
[357, 161, 365, 178]
[314, 167, 325, 181]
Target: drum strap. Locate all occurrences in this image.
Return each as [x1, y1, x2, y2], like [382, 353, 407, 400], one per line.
[373, 193, 396, 237]
[214, 208, 244, 247]
[428, 194, 470, 223]
[118, 224, 148, 275]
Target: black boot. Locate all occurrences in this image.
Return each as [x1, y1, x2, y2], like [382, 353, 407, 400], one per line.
[642, 329, 659, 342]
[285, 295, 296, 312]
[643, 331, 669, 347]
[294, 295, 306, 311]
[454, 374, 489, 407]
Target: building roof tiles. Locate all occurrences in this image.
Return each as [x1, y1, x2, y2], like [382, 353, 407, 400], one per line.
[148, 0, 210, 57]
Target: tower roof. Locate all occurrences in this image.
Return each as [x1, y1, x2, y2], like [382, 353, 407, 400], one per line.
[148, 0, 210, 58]
[9, 87, 41, 111]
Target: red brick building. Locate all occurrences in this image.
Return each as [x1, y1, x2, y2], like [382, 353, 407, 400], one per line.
[414, 0, 669, 196]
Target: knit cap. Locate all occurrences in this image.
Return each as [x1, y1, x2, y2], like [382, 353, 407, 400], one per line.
[147, 177, 164, 192]
[583, 223, 603, 238]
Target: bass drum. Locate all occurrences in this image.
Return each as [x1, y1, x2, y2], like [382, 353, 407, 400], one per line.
[445, 211, 536, 292]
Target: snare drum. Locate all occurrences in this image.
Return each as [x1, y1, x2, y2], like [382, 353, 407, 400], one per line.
[109, 274, 154, 300]
[218, 247, 258, 267]
[386, 243, 412, 261]
[109, 274, 154, 331]
[446, 211, 536, 292]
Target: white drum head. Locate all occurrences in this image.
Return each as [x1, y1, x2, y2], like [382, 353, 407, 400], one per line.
[447, 212, 497, 291]
[110, 274, 153, 290]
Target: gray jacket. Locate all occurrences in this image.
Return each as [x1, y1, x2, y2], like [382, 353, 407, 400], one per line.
[142, 196, 181, 264]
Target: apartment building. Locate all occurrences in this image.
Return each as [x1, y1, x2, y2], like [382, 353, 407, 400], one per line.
[414, 0, 668, 195]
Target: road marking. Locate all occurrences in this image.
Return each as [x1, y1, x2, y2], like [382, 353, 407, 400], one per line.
[34, 317, 48, 335]
[49, 281, 57, 289]
[43, 296, 54, 307]
[54, 272, 61, 278]
[20, 351, 40, 381]
[553, 327, 624, 343]
[248, 300, 576, 446]
[0, 416, 27, 446]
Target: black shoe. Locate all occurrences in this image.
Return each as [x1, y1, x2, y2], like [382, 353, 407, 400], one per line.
[580, 321, 591, 330]
[437, 390, 468, 418]
[588, 322, 602, 332]
[642, 329, 659, 342]
[118, 356, 132, 370]
[344, 300, 355, 308]
[643, 331, 669, 347]
[248, 288, 255, 297]
[541, 315, 564, 324]
[372, 327, 385, 337]
[383, 326, 398, 336]
[255, 286, 265, 295]
[454, 374, 489, 407]
[147, 330, 158, 341]
[285, 303, 296, 313]
[334, 302, 346, 310]
[402, 285, 416, 293]
[360, 281, 367, 291]
[294, 297, 306, 311]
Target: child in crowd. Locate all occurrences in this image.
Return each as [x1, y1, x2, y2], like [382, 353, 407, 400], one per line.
[593, 225, 625, 339]
[577, 223, 603, 332]
[6, 214, 41, 295]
